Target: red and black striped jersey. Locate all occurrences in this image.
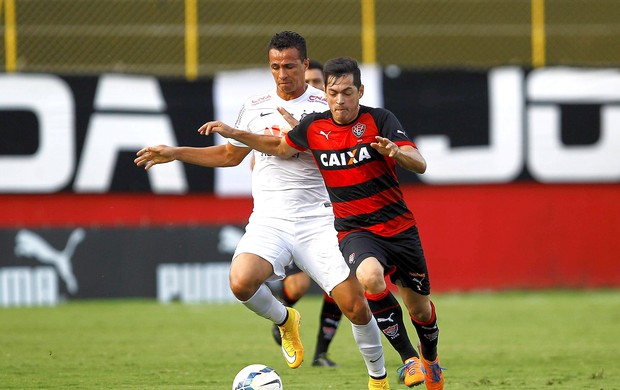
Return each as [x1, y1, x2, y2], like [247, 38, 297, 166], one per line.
[285, 105, 418, 240]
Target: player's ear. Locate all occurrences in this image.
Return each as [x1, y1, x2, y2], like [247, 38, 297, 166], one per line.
[303, 58, 309, 71]
[358, 84, 364, 99]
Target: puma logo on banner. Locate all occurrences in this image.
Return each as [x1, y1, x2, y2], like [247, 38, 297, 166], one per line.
[14, 229, 85, 294]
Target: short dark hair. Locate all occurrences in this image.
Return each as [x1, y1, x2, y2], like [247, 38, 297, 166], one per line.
[323, 57, 361, 89]
[308, 59, 323, 71]
[268, 31, 307, 60]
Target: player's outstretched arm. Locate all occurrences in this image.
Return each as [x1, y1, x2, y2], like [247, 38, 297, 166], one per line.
[198, 121, 298, 158]
[371, 136, 427, 174]
[135, 143, 250, 170]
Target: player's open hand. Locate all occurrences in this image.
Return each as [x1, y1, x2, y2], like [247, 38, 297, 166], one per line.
[197, 121, 234, 137]
[277, 107, 299, 128]
[371, 136, 401, 158]
[134, 145, 175, 170]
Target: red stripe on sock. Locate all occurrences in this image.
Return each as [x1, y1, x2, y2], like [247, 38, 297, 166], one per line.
[411, 300, 436, 325]
[364, 287, 390, 301]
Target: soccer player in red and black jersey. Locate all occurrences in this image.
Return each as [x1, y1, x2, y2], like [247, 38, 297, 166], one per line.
[201, 57, 444, 390]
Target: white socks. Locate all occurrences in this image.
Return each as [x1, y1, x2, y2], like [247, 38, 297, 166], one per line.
[351, 318, 386, 378]
[243, 285, 386, 378]
[241, 283, 287, 325]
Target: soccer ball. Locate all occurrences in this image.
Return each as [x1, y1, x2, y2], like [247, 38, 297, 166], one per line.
[232, 364, 283, 390]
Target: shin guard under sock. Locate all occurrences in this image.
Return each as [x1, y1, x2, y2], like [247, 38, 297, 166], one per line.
[366, 288, 418, 362]
[351, 318, 386, 378]
[411, 300, 439, 361]
[241, 284, 287, 324]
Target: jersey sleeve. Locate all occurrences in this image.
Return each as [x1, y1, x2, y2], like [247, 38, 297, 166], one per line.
[373, 107, 417, 148]
[229, 102, 251, 148]
[285, 113, 317, 151]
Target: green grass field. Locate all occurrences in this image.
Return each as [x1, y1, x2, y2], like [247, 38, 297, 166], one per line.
[1, 290, 618, 389]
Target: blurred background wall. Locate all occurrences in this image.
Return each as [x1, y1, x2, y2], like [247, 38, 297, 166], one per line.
[2, 0, 620, 77]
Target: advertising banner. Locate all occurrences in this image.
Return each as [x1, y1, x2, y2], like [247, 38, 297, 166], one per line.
[1, 68, 619, 306]
[0, 225, 246, 307]
[2, 67, 618, 196]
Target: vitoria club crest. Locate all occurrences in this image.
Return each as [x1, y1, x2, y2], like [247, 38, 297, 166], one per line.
[352, 122, 366, 138]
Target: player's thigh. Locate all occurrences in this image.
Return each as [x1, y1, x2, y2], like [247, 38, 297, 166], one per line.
[234, 218, 294, 281]
[340, 232, 390, 293]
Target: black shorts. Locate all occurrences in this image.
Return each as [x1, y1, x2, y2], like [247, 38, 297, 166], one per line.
[284, 262, 304, 277]
[339, 225, 431, 295]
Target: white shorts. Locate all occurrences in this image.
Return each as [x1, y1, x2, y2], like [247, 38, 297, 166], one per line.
[233, 214, 350, 295]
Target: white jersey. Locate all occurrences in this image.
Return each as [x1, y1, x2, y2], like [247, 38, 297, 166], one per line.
[231, 85, 331, 219]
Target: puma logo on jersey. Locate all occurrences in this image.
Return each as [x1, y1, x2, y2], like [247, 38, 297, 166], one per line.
[396, 129, 406, 135]
[319, 146, 372, 167]
[319, 130, 331, 139]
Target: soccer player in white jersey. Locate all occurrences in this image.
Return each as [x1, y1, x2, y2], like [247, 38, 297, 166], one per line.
[266, 58, 344, 368]
[135, 31, 390, 390]
[255, 58, 343, 368]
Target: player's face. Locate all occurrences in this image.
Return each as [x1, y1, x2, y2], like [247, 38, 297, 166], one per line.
[305, 68, 325, 90]
[325, 74, 363, 125]
[269, 48, 309, 100]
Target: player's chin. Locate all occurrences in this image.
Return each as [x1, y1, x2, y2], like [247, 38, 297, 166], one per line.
[333, 111, 352, 123]
[278, 82, 295, 91]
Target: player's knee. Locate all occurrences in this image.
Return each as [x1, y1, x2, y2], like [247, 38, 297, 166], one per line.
[355, 259, 386, 294]
[356, 270, 386, 294]
[285, 287, 306, 301]
[229, 272, 258, 301]
[410, 303, 432, 323]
